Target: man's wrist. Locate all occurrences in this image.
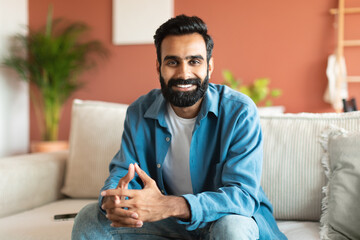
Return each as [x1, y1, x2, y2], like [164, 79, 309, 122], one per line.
[163, 195, 190, 220]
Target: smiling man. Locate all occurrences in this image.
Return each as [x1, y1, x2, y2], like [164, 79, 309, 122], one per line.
[72, 15, 287, 240]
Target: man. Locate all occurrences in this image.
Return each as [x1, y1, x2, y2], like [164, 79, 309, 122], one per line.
[72, 15, 287, 240]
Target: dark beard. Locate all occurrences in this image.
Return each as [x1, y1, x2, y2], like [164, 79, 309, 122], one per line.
[160, 74, 209, 107]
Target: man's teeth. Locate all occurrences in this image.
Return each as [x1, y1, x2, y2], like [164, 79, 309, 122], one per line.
[177, 84, 193, 88]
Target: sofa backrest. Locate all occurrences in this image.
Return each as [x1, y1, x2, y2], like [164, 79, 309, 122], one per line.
[260, 112, 360, 221]
[61, 99, 128, 198]
[62, 99, 360, 221]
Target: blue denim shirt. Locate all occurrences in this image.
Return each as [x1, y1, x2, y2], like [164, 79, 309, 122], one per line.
[100, 83, 286, 240]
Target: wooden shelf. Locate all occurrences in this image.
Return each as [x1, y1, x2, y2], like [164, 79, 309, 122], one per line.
[330, 7, 360, 14]
[344, 40, 360, 47]
[347, 76, 360, 82]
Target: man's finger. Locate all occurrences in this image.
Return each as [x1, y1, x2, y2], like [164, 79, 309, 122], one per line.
[101, 196, 118, 210]
[106, 208, 139, 220]
[134, 163, 153, 186]
[117, 163, 135, 189]
[101, 188, 132, 198]
[110, 219, 143, 228]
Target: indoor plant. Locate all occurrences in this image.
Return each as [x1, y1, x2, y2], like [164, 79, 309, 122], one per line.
[222, 69, 282, 107]
[2, 7, 108, 152]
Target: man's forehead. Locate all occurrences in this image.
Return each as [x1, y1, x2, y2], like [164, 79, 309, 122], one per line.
[160, 33, 207, 60]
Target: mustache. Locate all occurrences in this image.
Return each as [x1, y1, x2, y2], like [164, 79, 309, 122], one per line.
[167, 78, 201, 88]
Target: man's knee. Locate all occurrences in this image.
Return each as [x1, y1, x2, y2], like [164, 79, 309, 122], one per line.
[72, 202, 111, 239]
[74, 203, 99, 227]
[210, 215, 259, 240]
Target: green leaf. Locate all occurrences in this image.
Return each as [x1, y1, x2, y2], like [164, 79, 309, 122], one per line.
[45, 5, 53, 37]
[222, 70, 234, 82]
[265, 100, 273, 106]
[254, 78, 269, 88]
[270, 89, 282, 97]
[239, 86, 251, 98]
[222, 70, 242, 90]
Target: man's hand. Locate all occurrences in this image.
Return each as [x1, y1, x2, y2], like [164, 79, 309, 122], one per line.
[101, 163, 143, 228]
[101, 163, 190, 227]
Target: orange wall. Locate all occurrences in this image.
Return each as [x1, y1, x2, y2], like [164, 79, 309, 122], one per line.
[29, 0, 360, 141]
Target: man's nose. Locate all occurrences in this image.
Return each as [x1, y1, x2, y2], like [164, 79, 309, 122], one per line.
[175, 62, 192, 79]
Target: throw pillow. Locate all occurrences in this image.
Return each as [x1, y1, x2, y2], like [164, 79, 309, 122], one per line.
[61, 99, 128, 198]
[319, 126, 360, 240]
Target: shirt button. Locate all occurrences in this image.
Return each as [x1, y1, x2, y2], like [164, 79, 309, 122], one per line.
[161, 189, 165, 194]
[165, 137, 170, 142]
[157, 163, 161, 168]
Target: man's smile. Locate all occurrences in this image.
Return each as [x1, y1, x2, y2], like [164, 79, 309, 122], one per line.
[172, 84, 197, 92]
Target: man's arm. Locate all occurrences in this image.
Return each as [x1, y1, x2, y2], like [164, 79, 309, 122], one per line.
[98, 107, 144, 212]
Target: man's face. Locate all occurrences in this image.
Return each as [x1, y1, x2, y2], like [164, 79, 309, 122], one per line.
[157, 33, 214, 107]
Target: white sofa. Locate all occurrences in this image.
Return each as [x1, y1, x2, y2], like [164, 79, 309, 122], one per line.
[1, 99, 359, 240]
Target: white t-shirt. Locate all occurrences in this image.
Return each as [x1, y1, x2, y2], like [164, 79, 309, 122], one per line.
[163, 103, 196, 196]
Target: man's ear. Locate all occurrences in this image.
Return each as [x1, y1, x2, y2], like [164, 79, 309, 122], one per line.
[208, 57, 214, 78]
[156, 60, 160, 76]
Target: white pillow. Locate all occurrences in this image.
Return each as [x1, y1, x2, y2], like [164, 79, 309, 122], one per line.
[319, 126, 360, 240]
[61, 99, 128, 198]
[260, 111, 360, 221]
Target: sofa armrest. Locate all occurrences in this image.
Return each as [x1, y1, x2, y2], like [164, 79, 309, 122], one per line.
[0, 150, 68, 218]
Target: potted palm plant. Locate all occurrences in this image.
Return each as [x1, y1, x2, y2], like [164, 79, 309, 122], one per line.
[2, 7, 108, 152]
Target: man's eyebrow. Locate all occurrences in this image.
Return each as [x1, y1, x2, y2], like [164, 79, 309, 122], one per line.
[163, 55, 204, 61]
[186, 55, 204, 60]
[163, 55, 179, 61]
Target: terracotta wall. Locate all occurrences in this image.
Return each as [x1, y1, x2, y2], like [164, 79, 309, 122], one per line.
[29, 0, 360, 141]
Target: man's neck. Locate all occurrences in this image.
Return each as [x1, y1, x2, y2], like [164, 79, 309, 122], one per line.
[170, 98, 203, 119]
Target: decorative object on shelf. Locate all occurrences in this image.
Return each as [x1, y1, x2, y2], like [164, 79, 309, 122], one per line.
[222, 69, 282, 107]
[2, 6, 108, 152]
[342, 98, 357, 112]
[323, 54, 348, 111]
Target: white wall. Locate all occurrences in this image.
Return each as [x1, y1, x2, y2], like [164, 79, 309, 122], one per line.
[0, 0, 29, 157]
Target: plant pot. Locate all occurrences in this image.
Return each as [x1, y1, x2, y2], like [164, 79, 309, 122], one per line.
[30, 140, 69, 153]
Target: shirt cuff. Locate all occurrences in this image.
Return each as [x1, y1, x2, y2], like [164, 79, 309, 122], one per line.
[176, 194, 202, 230]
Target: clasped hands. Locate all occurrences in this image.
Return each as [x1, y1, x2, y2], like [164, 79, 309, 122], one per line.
[101, 163, 189, 228]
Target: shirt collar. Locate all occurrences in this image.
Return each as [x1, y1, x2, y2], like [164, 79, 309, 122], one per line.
[144, 83, 219, 127]
[197, 83, 219, 120]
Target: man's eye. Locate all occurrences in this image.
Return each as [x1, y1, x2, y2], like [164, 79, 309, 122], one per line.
[166, 61, 177, 66]
[189, 59, 201, 65]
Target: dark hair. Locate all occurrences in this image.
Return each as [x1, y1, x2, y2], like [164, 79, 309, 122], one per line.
[154, 14, 214, 65]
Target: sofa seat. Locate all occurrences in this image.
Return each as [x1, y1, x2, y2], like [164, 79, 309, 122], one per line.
[277, 221, 320, 240]
[0, 198, 319, 240]
[0, 199, 96, 240]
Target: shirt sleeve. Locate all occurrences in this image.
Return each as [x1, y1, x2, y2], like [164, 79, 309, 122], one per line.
[177, 104, 263, 230]
[98, 109, 143, 213]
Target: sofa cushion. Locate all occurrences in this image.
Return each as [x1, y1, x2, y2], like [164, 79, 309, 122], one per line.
[260, 111, 360, 221]
[277, 221, 320, 240]
[0, 199, 96, 240]
[61, 99, 128, 198]
[319, 127, 360, 240]
[0, 151, 67, 218]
